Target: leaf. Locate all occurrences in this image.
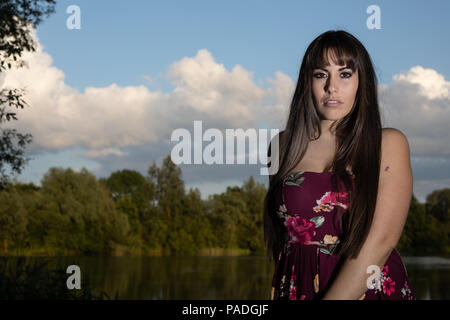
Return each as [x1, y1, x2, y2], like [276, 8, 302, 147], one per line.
[328, 241, 340, 255]
[328, 244, 337, 254]
[285, 177, 305, 187]
[293, 171, 304, 178]
[319, 248, 331, 255]
[310, 216, 325, 228]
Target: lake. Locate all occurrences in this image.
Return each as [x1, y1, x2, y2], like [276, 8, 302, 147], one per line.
[1, 255, 449, 299]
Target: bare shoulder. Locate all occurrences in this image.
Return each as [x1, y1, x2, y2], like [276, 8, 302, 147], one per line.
[382, 127, 409, 145]
[380, 127, 412, 176]
[381, 127, 410, 156]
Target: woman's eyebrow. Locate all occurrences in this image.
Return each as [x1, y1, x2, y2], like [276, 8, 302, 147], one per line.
[315, 66, 351, 71]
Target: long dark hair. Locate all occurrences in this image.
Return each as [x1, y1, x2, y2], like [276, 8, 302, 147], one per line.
[263, 30, 382, 262]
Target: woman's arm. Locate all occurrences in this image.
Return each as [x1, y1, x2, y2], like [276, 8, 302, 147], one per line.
[321, 128, 413, 300]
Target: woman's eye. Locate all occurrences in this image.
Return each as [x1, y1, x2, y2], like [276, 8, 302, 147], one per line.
[313, 72, 352, 79]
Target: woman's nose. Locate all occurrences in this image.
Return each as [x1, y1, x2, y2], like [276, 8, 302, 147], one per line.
[325, 76, 338, 93]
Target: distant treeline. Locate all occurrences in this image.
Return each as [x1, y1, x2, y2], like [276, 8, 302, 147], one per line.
[0, 155, 448, 257]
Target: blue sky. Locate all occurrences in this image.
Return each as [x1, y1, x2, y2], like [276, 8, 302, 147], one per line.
[3, 0, 450, 202]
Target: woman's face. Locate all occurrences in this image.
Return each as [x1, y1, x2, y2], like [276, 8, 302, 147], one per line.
[311, 51, 359, 121]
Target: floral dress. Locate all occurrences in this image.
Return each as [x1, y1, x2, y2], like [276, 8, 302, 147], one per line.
[270, 170, 415, 300]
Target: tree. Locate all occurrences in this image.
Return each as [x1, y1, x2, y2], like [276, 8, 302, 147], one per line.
[426, 188, 450, 223]
[147, 156, 187, 254]
[182, 187, 215, 253]
[397, 194, 446, 256]
[0, 185, 27, 254]
[35, 167, 130, 254]
[0, 0, 56, 187]
[425, 188, 450, 255]
[240, 176, 267, 253]
[209, 186, 247, 249]
[115, 195, 141, 247]
[103, 169, 155, 222]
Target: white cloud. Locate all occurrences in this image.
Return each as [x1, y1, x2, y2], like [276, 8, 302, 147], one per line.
[263, 71, 295, 126]
[166, 48, 268, 123]
[1, 32, 288, 156]
[392, 66, 450, 100]
[0, 72, 5, 88]
[379, 66, 450, 155]
[84, 147, 126, 158]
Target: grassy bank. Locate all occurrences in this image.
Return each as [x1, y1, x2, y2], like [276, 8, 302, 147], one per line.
[1, 246, 254, 257]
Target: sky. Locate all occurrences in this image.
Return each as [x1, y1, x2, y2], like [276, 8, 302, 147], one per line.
[1, 0, 450, 202]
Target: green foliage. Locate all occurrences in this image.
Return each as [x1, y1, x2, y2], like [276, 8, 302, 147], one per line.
[183, 188, 215, 251]
[426, 188, 450, 223]
[206, 176, 267, 254]
[397, 193, 449, 256]
[19, 167, 130, 255]
[103, 169, 155, 216]
[240, 176, 266, 253]
[0, 186, 27, 253]
[146, 156, 200, 255]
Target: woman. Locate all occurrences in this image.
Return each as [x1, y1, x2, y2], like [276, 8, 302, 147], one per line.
[264, 30, 416, 300]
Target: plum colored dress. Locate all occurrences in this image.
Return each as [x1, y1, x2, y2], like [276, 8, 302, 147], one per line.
[270, 170, 415, 300]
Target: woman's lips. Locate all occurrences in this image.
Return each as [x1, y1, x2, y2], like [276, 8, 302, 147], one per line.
[325, 100, 343, 107]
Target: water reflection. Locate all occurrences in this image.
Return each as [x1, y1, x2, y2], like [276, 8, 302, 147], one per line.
[402, 256, 450, 300]
[1, 255, 448, 300]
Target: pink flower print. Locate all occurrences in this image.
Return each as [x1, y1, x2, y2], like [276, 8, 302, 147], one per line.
[404, 281, 409, 291]
[289, 284, 297, 299]
[382, 277, 396, 296]
[313, 191, 349, 213]
[289, 265, 297, 300]
[382, 265, 389, 276]
[401, 281, 412, 298]
[285, 216, 316, 244]
[299, 294, 306, 300]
